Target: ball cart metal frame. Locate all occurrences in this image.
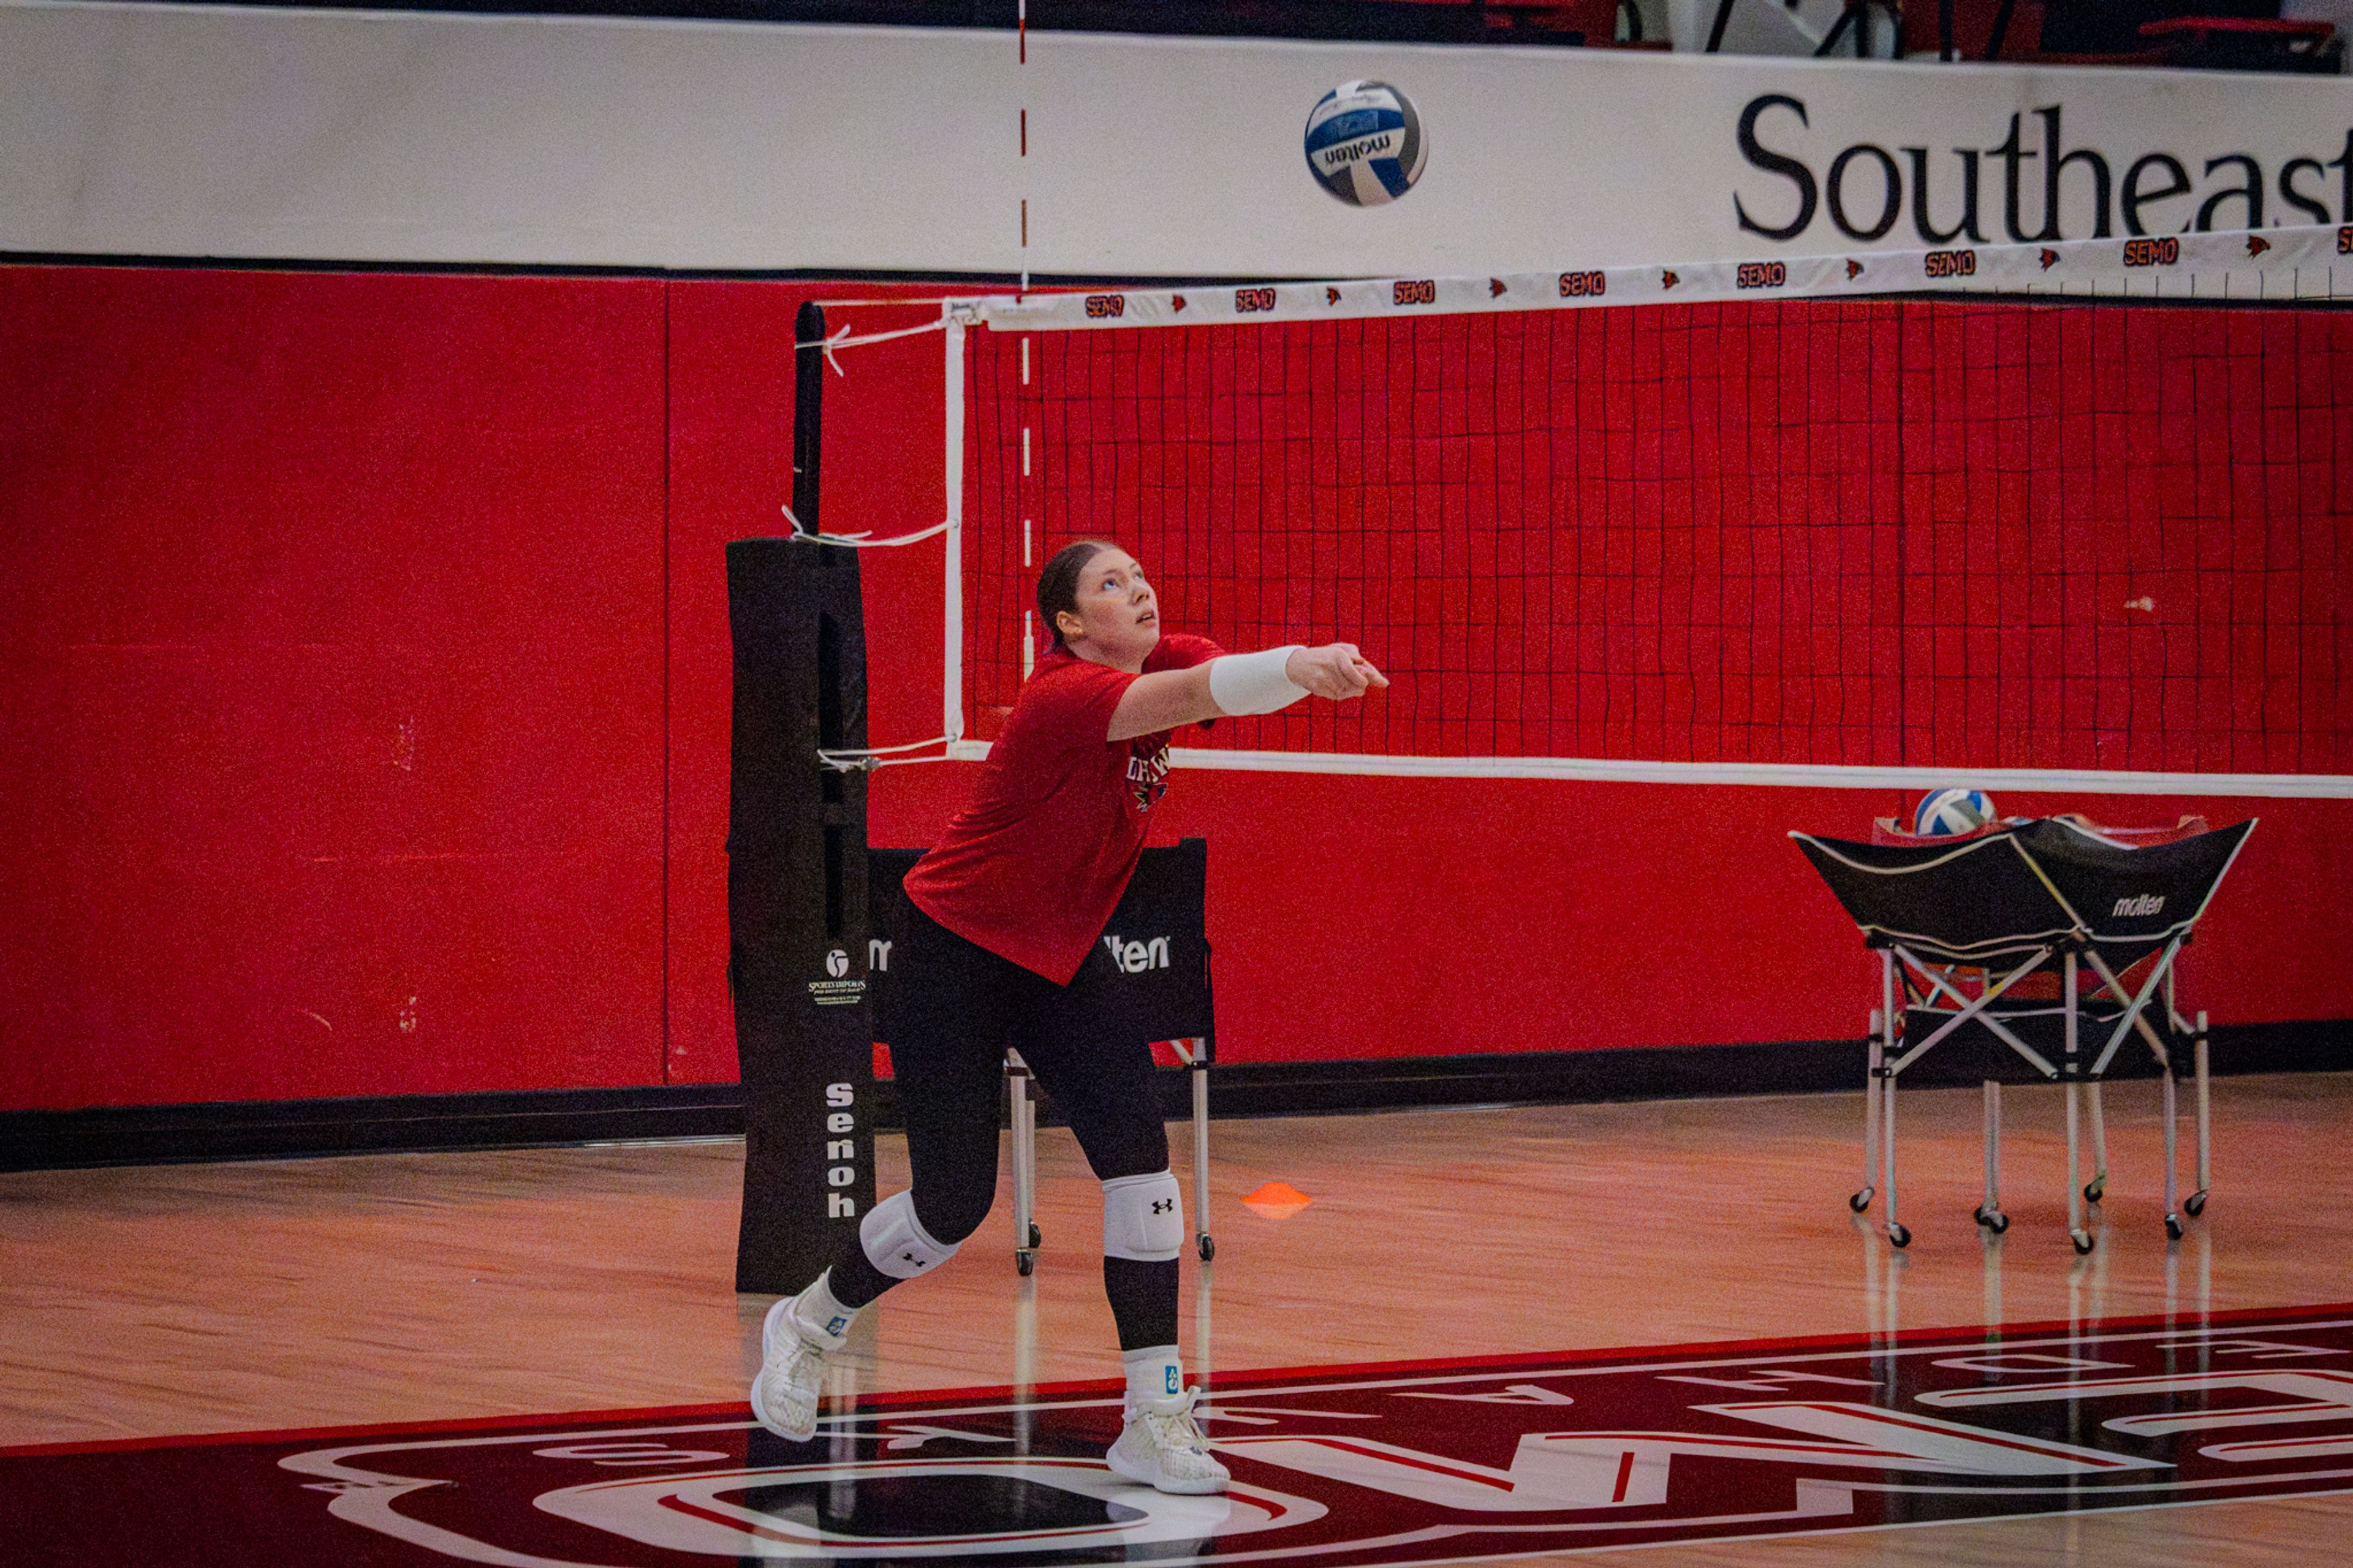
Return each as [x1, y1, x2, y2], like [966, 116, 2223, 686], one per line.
[1792, 815, 2253, 1253]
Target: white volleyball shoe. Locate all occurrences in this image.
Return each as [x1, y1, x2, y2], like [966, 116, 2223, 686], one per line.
[748, 1293, 841, 1442]
[1106, 1387, 1230, 1494]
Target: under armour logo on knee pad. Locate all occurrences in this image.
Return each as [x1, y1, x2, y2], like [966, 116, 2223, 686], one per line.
[1103, 1171, 1184, 1263]
[862, 1191, 962, 1281]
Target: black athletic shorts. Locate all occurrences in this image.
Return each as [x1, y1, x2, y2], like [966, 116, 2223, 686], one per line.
[884, 896, 1168, 1237]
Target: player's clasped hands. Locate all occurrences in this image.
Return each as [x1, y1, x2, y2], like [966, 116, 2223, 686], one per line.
[1286, 643, 1389, 701]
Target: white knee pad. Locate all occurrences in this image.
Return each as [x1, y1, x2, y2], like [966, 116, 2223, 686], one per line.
[1102, 1170, 1184, 1262]
[861, 1190, 961, 1281]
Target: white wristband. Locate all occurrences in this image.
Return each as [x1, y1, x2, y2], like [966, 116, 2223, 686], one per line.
[1208, 646, 1308, 716]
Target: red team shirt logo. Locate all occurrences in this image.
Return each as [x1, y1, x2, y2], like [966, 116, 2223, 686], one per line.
[1127, 735, 1173, 811]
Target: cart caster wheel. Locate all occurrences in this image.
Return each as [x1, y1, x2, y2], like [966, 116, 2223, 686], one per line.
[1972, 1203, 1990, 1226]
[2071, 1230, 2095, 1256]
[1887, 1223, 1911, 1250]
[2165, 1214, 2184, 1240]
[1849, 1187, 1875, 1214]
[1015, 1249, 1036, 1277]
[2084, 1180, 2106, 1205]
[2185, 1190, 2208, 1218]
[1985, 1210, 2009, 1235]
[1028, 1222, 1042, 1249]
[1198, 1235, 1215, 1262]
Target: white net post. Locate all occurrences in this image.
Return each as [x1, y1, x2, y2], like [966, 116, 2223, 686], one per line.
[941, 302, 967, 752]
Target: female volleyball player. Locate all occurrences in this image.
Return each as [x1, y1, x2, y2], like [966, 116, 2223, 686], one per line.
[751, 539, 1385, 1494]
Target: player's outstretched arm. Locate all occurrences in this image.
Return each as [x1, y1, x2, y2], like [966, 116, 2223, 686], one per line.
[1282, 643, 1389, 702]
[1106, 644, 1388, 741]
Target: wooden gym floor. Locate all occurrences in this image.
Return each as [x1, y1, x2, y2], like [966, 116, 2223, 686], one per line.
[6, 1071, 2353, 1564]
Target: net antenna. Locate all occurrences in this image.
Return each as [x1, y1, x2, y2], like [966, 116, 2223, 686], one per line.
[836, 227, 2353, 796]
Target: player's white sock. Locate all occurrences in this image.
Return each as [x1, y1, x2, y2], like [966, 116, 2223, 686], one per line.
[788, 1269, 858, 1349]
[1123, 1344, 1184, 1414]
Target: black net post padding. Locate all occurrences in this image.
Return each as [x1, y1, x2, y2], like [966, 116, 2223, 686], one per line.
[726, 531, 876, 1289]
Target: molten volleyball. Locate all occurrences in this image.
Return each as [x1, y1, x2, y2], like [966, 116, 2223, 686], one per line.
[1913, 787, 1998, 837]
[1304, 81, 1427, 208]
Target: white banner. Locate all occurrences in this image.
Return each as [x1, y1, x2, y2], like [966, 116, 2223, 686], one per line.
[2, 0, 2349, 276]
[973, 223, 2353, 331]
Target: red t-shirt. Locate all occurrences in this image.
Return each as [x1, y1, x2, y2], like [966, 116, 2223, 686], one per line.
[904, 633, 1225, 983]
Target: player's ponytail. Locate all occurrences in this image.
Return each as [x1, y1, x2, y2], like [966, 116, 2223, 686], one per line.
[1036, 539, 1118, 648]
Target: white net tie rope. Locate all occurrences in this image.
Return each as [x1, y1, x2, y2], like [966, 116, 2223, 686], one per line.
[816, 737, 958, 773]
[789, 306, 979, 770]
[781, 513, 957, 769]
[798, 316, 950, 376]
[781, 508, 949, 548]
[784, 315, 960, 552]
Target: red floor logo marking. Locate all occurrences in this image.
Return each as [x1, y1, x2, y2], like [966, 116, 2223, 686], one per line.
[11, 1304, 2353, 1566]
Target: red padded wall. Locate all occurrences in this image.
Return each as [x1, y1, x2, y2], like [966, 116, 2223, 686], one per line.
[662, 281, 792, 1093]
[870, 766, 2353, 1062]
[1, 267, 666, 1109]
[662, 287, 950, 1086]
[2, 262, 2346, 1114]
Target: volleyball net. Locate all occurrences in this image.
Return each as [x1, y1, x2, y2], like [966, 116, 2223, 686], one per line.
[808, 224, 2353, 796]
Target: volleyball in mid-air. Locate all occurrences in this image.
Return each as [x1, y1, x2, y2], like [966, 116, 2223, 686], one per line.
[1913, 787, 1997, 837]
[1303, 80, 1427, 207]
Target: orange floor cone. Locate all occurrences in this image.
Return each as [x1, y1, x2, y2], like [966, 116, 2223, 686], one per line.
[1241, 1181, 1313, 1219]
